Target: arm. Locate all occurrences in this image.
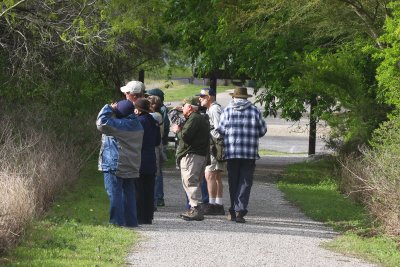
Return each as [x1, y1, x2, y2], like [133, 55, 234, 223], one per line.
[178, 115, 199, 145]
[257, 109, 267, 137]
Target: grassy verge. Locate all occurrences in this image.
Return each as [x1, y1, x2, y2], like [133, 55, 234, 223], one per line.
[1, 159, 138, 266]
[258, 149, 307, 156]
[161, 83, 233, 102]
[277, 157, 400, 266]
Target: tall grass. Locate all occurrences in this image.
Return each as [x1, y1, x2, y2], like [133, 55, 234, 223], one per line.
[0, 110, 83, 252]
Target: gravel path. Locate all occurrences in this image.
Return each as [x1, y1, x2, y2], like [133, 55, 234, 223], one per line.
[126, 156, 376, 267]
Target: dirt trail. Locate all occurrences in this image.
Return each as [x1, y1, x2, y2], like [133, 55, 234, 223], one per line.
[126, 156, 376, 267]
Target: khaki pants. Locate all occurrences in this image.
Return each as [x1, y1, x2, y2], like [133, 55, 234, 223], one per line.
[180, 153, 207, 208]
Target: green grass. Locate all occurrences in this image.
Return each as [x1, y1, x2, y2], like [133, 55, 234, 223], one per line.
[278, 158, 400, 266]
[1, 159, 138, 266]
[258, 149, 307, 156]
[162, 83, 233, 102]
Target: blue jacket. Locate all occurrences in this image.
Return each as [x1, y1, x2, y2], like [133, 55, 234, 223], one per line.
[137, 113, 161, 175]
[97, 104, 144, 178]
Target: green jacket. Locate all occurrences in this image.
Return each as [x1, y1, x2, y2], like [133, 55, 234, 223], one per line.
[176, 111, 210, 161]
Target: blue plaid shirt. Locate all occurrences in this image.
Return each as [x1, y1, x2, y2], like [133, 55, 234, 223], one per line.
[217, 99, 267, 159]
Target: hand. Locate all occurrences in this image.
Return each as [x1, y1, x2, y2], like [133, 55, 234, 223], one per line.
[111, 102, 117, 110]
[171, 124, 181, 133]
[174, 106, 183, 112]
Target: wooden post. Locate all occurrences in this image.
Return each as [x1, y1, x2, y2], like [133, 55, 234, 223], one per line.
[308, 96, 317, 155]
[138, 69, 145, 83]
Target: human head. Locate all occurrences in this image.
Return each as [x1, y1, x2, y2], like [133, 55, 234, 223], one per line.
[120, 80, 145, 104]
[145, 88, 165, 103]
[114, 100, 134, 118]
[147, 95, 162, 113]
[134, 98, 151, 115]
[229, 87, 252, 99]
[196, 88, 216, 108]
[182, 96, 200, 118]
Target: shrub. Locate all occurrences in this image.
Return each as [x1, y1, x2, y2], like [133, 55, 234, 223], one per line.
[339, 115, 400, 236]
[0, 112, 82, 253]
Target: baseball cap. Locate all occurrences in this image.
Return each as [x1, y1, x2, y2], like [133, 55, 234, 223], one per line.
[114, 100, 134, 118]
[182, 96, 201, 107]
[120, 81, 145, 94]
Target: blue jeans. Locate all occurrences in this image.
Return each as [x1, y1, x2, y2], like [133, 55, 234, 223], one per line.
[104, 172, 138, 227]
[226, 159, 256, 215]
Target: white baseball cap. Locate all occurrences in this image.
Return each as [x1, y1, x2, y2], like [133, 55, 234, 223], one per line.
[120, 81, 145, 94]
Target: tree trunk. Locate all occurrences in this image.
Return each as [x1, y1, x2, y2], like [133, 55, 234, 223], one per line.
[138, 69, 145, 83]
[308, 97, 317, 155]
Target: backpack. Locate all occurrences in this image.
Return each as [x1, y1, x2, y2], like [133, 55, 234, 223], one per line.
[210, 135, 225, 162]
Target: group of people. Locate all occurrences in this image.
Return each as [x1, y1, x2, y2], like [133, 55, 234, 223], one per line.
[96, 80, 267, 227]
[96, 81, 169, 227]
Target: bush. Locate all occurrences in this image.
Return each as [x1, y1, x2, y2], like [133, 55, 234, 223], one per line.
[339, 115, 400, 236]
[0, 110, 83, 253]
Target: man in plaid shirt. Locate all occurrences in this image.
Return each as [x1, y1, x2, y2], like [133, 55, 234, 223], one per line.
[217, 87, 267, 223]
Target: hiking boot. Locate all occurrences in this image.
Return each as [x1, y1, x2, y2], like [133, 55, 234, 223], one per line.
[213, 204, 225, 215]
[157, 198, 165, 207]
[235, 211, 246, 223]
[180, 207, 204, 221]
[202, 204, 215, 215]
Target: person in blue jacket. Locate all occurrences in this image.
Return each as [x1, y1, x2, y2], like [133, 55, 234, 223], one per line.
[97, 100, 144, 227]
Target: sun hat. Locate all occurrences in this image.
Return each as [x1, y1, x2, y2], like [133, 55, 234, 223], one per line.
[120, 81, 145, 94]
[229, 87, 252, 99]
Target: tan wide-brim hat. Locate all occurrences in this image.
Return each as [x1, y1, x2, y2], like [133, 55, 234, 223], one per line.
[229, 87, 252, 98]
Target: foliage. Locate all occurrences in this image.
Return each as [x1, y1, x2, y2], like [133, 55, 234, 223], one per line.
[0, 0, 166, 94]
[375, 1, 400, 108]
[164, 0, 393, 152]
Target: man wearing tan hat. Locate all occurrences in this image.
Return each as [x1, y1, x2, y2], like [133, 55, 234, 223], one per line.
[217, 87, 267, 223]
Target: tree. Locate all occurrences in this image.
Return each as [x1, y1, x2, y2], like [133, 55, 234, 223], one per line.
[0, 0, 166, 91]
[164, 0, 393, 153]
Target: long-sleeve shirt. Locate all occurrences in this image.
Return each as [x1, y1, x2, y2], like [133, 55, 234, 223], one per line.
[217, 99, 267, 159]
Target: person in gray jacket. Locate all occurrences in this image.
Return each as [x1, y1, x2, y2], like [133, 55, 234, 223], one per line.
[97, 100, 144, 227]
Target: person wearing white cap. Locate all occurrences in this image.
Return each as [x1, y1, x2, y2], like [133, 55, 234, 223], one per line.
[120, 80, 145, 104]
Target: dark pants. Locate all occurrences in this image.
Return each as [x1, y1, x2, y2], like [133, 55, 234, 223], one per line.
[227, 159, 256, 215]
[135, 174, 155, 224]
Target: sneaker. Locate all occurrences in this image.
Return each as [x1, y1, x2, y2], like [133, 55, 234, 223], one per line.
[235, 211, 246, 223]
[157, 199, 165, 207]
[202, 204, 215, 215]
[213, 204, 225, 215]
[180, 207, 204, 221]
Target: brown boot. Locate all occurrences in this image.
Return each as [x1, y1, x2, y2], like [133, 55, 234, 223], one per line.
[180, 207, 204, 221]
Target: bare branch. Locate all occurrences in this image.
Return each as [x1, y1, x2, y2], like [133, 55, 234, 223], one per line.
[0, 0, 27, 18]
